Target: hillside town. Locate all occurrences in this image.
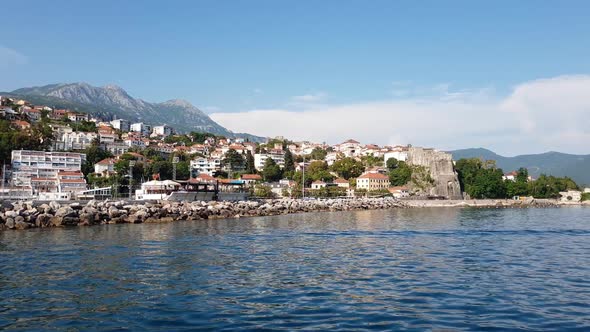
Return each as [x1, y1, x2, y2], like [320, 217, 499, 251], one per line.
[1, 95, 588, 203]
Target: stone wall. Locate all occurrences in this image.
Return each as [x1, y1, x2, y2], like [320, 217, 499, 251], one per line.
[406, 147, 462, 199]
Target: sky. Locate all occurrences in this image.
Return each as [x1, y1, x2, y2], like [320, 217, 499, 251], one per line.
[1, 1, 589, 156]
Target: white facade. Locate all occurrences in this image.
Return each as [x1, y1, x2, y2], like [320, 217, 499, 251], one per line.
[54, 130, 98, 151]
[190, 158, 221, 176]
[254, 153, 285, 170]
[383, 150, 408, 163]
[152, 125, 173, 138]
[110, 119, 130, 132]
[130, 123, 152, 136]
[11, 150, 86, 188]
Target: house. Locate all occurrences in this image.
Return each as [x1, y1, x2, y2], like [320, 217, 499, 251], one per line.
[389, 186, 410, 198]
[585, 188, 590, 193]
[67, 112, 90, 122]
[94, 158, 117, 175]
[11, 150, 86, 191]
[0, 107, 18, 120]
[560, 190, 582, 202]
[22, 108, 42, 122]
[336, 139, 362, 157]
[54, 130, 98, 151]
[356, 172, 389, 191]
[502, 171, 518, 181]
[240, 174, 262, 186]
[11, 120, 31, 130]
[311, 180, 327, 190]
[333, 178, 349, 188]
[191, 173, 217, 184]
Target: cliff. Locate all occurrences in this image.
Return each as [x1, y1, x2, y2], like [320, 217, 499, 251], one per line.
[406, 147, 463, 199]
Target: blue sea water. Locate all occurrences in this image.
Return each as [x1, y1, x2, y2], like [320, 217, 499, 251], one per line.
[1, 207, 590, 331]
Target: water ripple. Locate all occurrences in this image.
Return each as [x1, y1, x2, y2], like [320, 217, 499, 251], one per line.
[1, 207, 590, 330]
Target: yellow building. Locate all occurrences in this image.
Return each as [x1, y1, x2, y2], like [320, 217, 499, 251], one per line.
[356, 172, 389, 191]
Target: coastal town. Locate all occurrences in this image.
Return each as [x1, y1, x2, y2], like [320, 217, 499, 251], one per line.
[1, 95, 588, 205]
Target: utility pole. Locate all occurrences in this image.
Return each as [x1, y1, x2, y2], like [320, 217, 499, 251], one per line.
[302, 155, 305, 199]
[172, 156, 179, 181]
[1, 163, 5, 199]
[129, 160, 136, 199]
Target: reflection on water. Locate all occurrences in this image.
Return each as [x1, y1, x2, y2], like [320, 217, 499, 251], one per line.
[1, 207, 590, 330]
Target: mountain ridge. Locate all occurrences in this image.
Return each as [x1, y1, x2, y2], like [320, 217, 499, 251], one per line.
[5, 82, 264, 142]
[449, 148, 590, 186]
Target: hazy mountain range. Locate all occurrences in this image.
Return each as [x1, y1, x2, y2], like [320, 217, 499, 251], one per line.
[2, 83, 264, 142]
[450, 148, 590, 186]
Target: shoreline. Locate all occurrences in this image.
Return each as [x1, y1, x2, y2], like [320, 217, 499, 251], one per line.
[0, 198, 588, 231]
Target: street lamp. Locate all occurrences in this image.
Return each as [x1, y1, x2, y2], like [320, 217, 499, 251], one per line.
[129, 160, 136, 199]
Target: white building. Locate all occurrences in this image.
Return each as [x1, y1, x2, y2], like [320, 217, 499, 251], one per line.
[151, 125, 173, 138]
[53, 127, 98, 151]
[110, 119, 130, 132]
[336, 139, 362, 158]
[190, 157, 221, 176]
[383, 147, 409, 163]
[254, 153, 285, 170]
[130, 122, 152, 136]
[11, 150, 86, 190]
[560, 190, 582, 202]
[94, 158, 116, 175]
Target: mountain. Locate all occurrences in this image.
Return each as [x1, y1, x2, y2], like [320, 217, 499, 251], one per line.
[449, 148, 590, 186]
[5, 83, 264, 141]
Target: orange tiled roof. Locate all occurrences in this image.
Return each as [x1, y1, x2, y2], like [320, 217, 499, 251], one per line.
[358, 172, 389, 180]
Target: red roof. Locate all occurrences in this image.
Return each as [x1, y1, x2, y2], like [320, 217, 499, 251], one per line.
[342, 139, 360, 144]
[333, 178, 348, 183]
[358, 172, 389, 180]
[197, 173, 215, 180]
[60, 179, 86, 183]
[241, 174, 262, 180]
[58, 171, 83, 176]
[97, 158, 116, 165]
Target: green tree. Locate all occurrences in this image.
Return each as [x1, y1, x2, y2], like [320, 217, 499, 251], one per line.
[389, 161, 412, 186]
[245, 150, 256, 174]
[283, 149, 295, 174]
[262, 157, 282, 182]
[330, 157, 364, 179]
[81, 140, 114, 176]
[309, 147, 327, 160]
[455, 158, 506, 199]
[254, 184, 275, 198]
[222, 148, 245, 174]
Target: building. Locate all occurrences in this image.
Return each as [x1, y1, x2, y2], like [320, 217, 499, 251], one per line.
[560, 190, 582, 202]
[356, 172, 389, 191]
[94, 158, 116, 175]
[130, 122, 152, 136]
[11, 150, 86, 190]
[383, 146, 409, 163]
[98, 126, 117, 144]
[53, 128, 98, 151]
[254, 152, 285, 170]
[57, 171, 87, 194]
[389, 186, 410, 198]
[190, 157, 221, 176]
[240, 174, 262, 186]
[311, 180, 327, 190]
[110, 119, 130, 132]
[151, 125, 173, 138]
[104, 142, 130, 156]
[502, 171, 518, 182]
[67, 112, 90, 122]
[11, 120, 31, 130]
[333, 178, 350, 188]
[336, 139, 362, 158]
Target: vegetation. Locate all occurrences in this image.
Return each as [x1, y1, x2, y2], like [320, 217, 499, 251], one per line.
[261, 158, 282, 182]
[582, 193, 590, 201]
[330, 157, 364, 180]
[253, 184, 275, 198]
[386, 158, 412, 186]
[309, 147, 328, 161]
[245, 151, 256, 174]
[283, 149, 295, 179]
[222, 149, 245, 173]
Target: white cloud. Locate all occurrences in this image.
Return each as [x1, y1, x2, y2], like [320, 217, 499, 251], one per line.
[211, 75, 590, 156]
[290, 92, 326, 103]
[202, 106, 221, 113]
[0, 46, 28, 66]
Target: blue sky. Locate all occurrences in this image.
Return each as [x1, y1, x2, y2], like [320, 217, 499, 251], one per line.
[2, 1, 590, 154]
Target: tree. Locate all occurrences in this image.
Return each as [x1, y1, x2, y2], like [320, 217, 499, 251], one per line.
[330, 157, 364, 179]
[262, 157, 282, 182]
[245, 150, 256, 174]
[81, 141, 113, 176]
[361, 155, 383, 168]
[455, 158, 506, 199]
[389, 161, 412, 186]
[283, 149, 295, 179]
[254, 184, 275, 198]
[222, 149, 245, 174]
[309, 147, 327, 160]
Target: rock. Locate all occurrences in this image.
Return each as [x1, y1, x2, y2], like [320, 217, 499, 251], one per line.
[50, 216, 64, 227]
[36, 214, 52, 228]
[5, 210, 18, 218]
[5, 218, 15, 229]
[55, 206, 76, 218]
[108, 206, 120, 218]
[15, 220, 30, 230]
[49, 201, 61, 210]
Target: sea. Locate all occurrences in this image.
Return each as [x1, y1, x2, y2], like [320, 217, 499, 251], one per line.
[1, 207, 589, 331]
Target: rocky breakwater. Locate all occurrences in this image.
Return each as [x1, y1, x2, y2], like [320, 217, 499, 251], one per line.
[0, 198, 406, 231]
